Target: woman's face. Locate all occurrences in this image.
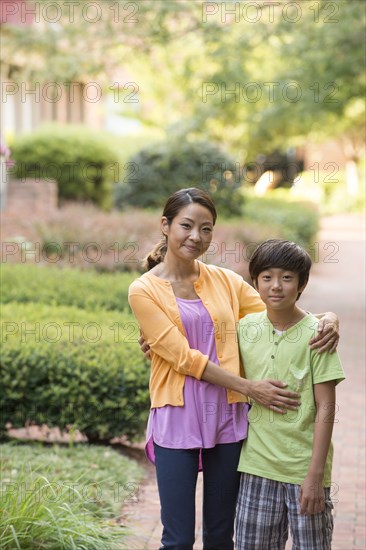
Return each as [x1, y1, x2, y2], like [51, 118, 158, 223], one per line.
[161, 203, 214, 261]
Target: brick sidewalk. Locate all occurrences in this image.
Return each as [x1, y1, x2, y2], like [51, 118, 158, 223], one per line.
[120, 215, 366, 550]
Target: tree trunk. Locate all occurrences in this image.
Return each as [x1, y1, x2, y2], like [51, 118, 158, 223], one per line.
[345, 158, 359, 197]
[341, 135, 362, 197]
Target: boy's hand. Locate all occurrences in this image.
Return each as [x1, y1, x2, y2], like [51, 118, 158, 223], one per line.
[299, 474, 325, 515]
[138, 334, 151, 360]
[310, 312, 339, 353]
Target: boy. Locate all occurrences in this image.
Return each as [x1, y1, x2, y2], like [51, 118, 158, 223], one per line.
[236, 239, 345, 550]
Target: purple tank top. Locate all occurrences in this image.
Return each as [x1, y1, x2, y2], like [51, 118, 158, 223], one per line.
[145, 297, 249, 469]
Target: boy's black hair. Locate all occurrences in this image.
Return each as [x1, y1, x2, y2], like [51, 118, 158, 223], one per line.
[249, 239, 312, 296]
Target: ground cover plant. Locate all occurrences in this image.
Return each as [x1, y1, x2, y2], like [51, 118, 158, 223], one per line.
[0, 441, 144, 549]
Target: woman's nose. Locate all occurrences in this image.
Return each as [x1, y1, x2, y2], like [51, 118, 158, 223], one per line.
[189, 229, 200, 241]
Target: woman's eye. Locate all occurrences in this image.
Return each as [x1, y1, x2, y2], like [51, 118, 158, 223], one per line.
[181, 224, 190, 229]
[202, 227, 212, 233]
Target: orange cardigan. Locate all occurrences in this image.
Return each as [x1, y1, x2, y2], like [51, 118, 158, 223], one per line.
[128, 261, 265, 408]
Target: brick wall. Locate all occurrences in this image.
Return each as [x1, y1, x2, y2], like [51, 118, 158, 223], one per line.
[302, 139, 347, 171]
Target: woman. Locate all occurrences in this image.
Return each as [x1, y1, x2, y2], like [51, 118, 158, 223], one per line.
[128, 188, 339, 550]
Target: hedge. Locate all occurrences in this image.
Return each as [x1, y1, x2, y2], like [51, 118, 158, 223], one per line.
[11, 124, 121, 208]
[243, 193, 320, 250]
[0, 264, 137, 311]
[1, 302, 150, 442]
[114, 139, 244, 216]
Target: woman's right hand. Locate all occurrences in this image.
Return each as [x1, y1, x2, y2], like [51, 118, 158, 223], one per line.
[138, 334, 151, 360]
[247, 379, 301, 414]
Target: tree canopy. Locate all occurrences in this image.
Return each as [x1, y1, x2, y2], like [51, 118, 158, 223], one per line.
[2, 0, 365, 166]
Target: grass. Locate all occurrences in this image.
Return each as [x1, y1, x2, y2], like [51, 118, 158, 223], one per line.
[0, 441, 145, 549]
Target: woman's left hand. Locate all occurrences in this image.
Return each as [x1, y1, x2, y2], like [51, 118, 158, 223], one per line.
[309, 312, 339, 353]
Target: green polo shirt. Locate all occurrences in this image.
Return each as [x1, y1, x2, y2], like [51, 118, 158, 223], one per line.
[237, 311, 345, 486]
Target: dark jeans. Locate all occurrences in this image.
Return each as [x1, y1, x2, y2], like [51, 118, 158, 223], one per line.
[154, 441, 243, 550]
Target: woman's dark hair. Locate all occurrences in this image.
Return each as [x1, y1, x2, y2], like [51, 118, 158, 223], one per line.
[249, 239, 312, 298]
[144, 187, 217, 271]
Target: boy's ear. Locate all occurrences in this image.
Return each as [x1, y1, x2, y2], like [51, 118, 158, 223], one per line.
[252, 278, 258, 291]
[298, 281, 308, 294]
[296, 281, 308, 300]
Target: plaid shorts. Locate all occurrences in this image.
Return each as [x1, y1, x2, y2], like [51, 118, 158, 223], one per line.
[235, 473, 334, 550]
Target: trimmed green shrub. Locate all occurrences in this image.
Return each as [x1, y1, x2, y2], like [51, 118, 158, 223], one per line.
[242, 193, 319, 250]
[114, 139, 244, 216]
[11, 124, 121, 208]
[0, 264, 137, 311]
[1, 303, 150, 443]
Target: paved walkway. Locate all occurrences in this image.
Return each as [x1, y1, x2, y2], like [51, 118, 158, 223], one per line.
[120, 214, 366, 550]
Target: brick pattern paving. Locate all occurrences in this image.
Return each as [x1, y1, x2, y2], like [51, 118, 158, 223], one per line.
[300, 216, 365, 550]
[120, 215, 365, 550]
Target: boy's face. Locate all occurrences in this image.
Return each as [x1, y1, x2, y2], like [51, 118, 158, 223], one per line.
[255, 268, 306, 310]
